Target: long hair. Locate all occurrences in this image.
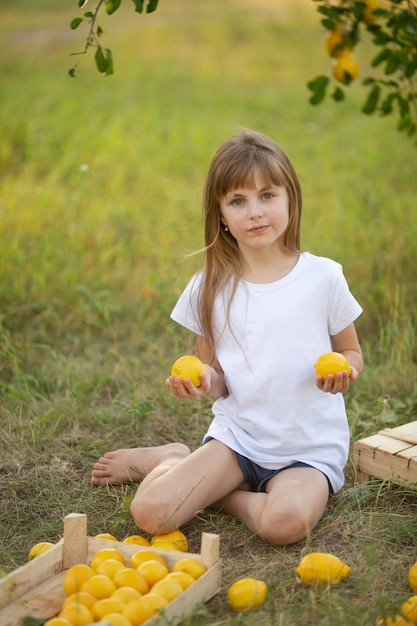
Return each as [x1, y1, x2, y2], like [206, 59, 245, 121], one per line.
[198, 129, 302, 358]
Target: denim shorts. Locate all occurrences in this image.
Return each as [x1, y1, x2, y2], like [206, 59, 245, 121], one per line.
[236, 454, 332, 493]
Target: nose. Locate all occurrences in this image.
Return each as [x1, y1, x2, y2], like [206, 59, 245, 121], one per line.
[248, 199, 263, 219]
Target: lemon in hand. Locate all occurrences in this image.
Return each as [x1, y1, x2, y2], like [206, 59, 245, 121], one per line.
[171, 355, 204, 387]
[296, 552, 351, 586]
[314, 352, 351, 379]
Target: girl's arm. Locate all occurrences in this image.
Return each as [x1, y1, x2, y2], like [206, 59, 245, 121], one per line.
[166, 336, 228, 400]
[316, 322, 363, 395]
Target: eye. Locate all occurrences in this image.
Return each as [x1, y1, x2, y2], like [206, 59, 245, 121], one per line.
[231, 198, 244, 206]
[262, 192, 273, 200]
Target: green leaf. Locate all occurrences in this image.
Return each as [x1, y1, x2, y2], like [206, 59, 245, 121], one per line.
[131, 0, 144, 12]
[84, 11, 94, 18]
[70, 17, 83, 30]
[95, 47, 109, 73]
[362, 85, 380, 115]
[146, 0, 158, 13]
[371, 48, 391, 68]
[332, 86, 345, 102]
[106, 0, 122, 15]
[78, 0, 88, 7]
[68, 66, 77, 78]
[22, 617, 46, 626]
[104, 49, 114, 76]
[307, 75, 330, 94]
[385, 54, 400, 75]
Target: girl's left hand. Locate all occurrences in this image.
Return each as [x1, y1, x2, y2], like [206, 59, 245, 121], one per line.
[316, 367, 359, 394]
[165, 367, 211, 399]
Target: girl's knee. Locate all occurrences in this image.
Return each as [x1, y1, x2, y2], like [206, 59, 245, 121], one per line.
[258, 509, 313, 546]
[130, 493, 173, 536]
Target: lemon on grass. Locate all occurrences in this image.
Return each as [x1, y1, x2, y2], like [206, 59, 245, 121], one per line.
[62, 564, 93, 596]
[28, 541, 55, 561]
[122, 534, 150, 546]
[401, 595, 417, 623]
[95, 532, 118, 541]
[296, 552, 351, 586]
[165, 571, 195, 590]
[81, 574, 117, 599]
[314, 351, 352, 378]
[113, 567, 150, 594]
[408, 561, 417, 592]
[136, 559, 169, 587]
[332, 52, 359, 85]
[59, 603, 94, 626]
[111, 586, 142, 604]
[91, 597, 126, 620]
[91, 548, 126, 570]
[227, 578, 267, 613]
[170, 355, 204, 387]
[172, 557, 206, 580]
[150, 578, 183, 602]
[123, 597, 155, 625]
[151, 529, 188, 552]
[62, 592, 97, 611]
[377, 617, 412, 626]
[130, 549, 168, 569]
[96, 558, 126, 579]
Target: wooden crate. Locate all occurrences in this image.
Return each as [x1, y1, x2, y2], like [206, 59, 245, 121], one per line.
[0, 513, 221, 626]
[353, 420, 417, 483]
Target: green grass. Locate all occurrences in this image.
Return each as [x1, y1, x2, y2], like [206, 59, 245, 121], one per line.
[1, 0, 417, 624]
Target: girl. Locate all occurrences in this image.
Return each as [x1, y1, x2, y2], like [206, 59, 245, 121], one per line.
[92, 129, 363, 545]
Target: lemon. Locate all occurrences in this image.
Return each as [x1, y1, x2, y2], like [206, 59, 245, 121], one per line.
[81, 574, 117, 599]
[377, 617, 412, 625]
[408, 561, 417, 592]
[62, 564, 93, 596]
[172, 557, 206, 580]
[130, 549, 168, 569]
[62, 592, 97, 610]
[332, 52, 359, 85]
[326, 25, 351, 58]
[44, 619, 72, 626]
[91, 597, 125, 620]
[401, 595, 417, 623]
[95, 532, 118, 541]
[113, 567, 149, 594]
[296, 552, 351, 586]
[165, 571, 195, 590]
[150, 578, 184, 602]
[314, 351, 352, 378]
[102, 613, 132, 626]
[151, 529, 188, 552]
[227, 577, 267, 613]
[96, 558, 125, 579]
[111, 586, 142, 604]
[28, 541, 54, 561]
[91, 548, 126, 570]
[142, 592, 168, 611]
[123, 597, 155, 625]
[170, 355, 204, 387]
[59, 603, 94, 626]
[122, 534, 151, 546]
[362, 0, 381, 24]
[137, 559, 169, 587]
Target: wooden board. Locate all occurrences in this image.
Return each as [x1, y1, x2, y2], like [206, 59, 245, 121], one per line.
[0, 513, 221, 626]
[353, 421, 417, 483]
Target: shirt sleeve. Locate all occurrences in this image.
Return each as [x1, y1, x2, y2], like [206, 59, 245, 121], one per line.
[170, 272, 205, 336]
[328, 264, 363, 336]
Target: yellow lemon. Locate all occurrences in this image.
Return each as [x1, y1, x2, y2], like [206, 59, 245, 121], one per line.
[113, 567, 149, 594]
[172, 557, 206, 580]
[130, 550, 168, 569]
[401, 595, 417, 623]
[95, 532, 118, 541]
[296, 552, 351, 586]
[165, 571, 195, 590]
[170, 355, 204, 387]
[96, 558, 126, 579]
[152, 529, 188, 552]
[362, 0, 381, 24]
[111, 586, 142, 604]
[28, 541, 54, 561]
[62, 592, 97, 610]
[122, 535, 150, 546]
[332, 52, 359, 85]
[81, 574, 117, 599]
[91, 597, 125, 620]
[326, 25, 351, 58]
[62, 564, 93, 596]
[314, 351, 352, 378]
[150, 578, 184, 602]
[137, 559, 169, 587]
[123, 597, 155, 625]
[408, 562, 417, 592]
[228, 577, 267, 612]
[377, 618, 412, 625]
[59, 604, 94, 626]
[91, 548, 126, 570]
[44, 619, 72, 626]
[142, 592, 169, 611]
[101, 613, 132, 626]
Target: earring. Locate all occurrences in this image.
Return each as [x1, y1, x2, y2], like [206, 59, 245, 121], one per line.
[224, 225, 229, 232]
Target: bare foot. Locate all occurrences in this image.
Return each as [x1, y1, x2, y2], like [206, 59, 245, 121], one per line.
[91, 443, 191, 487]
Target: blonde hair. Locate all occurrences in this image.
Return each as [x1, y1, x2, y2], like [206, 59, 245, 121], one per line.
[198, 129, 302, 357]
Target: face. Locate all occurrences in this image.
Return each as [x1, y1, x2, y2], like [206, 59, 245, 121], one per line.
[219, 170, 290, 253]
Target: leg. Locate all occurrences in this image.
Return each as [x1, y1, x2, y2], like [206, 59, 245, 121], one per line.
[130, 440, 245, 535]
[217, 467, 329, 545]
[91, 443, 191, 486]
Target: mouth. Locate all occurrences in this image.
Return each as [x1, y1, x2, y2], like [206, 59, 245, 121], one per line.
[249, 225, 269, 234]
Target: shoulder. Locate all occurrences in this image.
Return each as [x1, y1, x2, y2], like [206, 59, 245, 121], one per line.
[301, 252, 343, 276]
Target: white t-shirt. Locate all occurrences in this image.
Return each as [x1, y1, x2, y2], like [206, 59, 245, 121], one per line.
[170, 252, 363, 492]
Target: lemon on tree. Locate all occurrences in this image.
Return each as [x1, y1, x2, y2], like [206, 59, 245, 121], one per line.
[326, 23, 351, 58]
[227, 577, 267, 613]
[314, 351, 352, 378]
[361, 0, 382, 25]
[170, 355, 204, 387]
[332, 51, 359, 85]
[296, 552, 351, 586]
[28, 541, 55, 560]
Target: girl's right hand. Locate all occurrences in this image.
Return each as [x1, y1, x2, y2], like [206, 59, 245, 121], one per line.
[165, 366, 211, 399]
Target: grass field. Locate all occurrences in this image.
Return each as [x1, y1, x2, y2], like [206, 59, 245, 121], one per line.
[1, 1, 417, 624]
